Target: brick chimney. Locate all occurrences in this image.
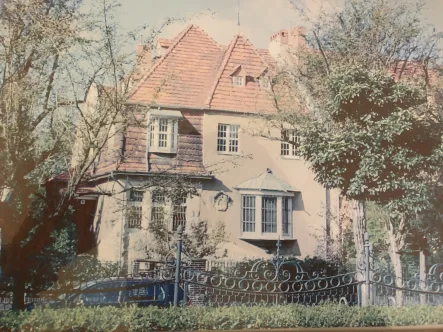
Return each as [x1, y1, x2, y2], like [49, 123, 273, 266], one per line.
[269, 26, 306, 62]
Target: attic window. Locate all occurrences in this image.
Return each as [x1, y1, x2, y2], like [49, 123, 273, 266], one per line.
[232, 76, 244, 87]
[148, 109, 182, 154]
[259, 77, 271, 89]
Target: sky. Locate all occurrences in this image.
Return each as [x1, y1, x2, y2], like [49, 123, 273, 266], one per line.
[112, 0, 443, 51]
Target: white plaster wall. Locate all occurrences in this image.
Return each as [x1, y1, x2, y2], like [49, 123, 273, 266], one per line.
[201, 111, 339, 259]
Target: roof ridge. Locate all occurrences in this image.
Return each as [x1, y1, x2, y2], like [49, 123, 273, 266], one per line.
[206, 34, 240, 108]
[127, 24, 195, 101]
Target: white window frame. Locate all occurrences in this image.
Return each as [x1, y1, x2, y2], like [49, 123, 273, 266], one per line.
[241, 195, 256, 232]
[281, 129, 301, 159]
[282, 197, 293, 236]
[147, 109, 182, 154]
[262, 196, 277, 233]
[217, 124, 240, 154]
[238, 190, 295, 240]
[232, 76, 244, 87]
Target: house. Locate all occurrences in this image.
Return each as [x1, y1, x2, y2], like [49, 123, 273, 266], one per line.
[72, 25, 343, 271]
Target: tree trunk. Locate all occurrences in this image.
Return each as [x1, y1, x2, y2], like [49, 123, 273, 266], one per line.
[386, 216, 406, 307]
[12, 271, 25, 311]
[352, 200, 366, 267]
[388, 247, 403, 306]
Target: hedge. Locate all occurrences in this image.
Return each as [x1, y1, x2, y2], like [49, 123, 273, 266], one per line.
[1, 303, 443, 331]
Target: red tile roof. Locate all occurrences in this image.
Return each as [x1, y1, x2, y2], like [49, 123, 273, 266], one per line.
[128, 25, 277, 113]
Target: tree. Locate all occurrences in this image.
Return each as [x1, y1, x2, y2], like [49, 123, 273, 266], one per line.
[264, 1, 442, 300]
[0, 0, 180, 309]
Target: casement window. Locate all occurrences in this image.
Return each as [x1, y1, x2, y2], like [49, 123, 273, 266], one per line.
[150, 191, 188, 231]
[242, 195, 256, 232]
[147, 109, 182, 154]
[282, 197, 293, 236]
[281, 129, 301, 158]
[232, 76, 244, 87]
[172, 195, 187, 231]
[262, 197, 277, 233]
[127, 189, 144, 229]
[217, 124, 239, 154]
[151, 192, 166, 225]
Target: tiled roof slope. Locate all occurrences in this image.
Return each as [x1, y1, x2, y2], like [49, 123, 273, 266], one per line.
[208, 35, 276, 113]
[129, 25, 224, 108]
[128, 25, 278, 114]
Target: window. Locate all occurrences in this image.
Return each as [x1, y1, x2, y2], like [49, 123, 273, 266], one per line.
[232, 76, 244, 87]
[158, 118, 168, 148]
[151, 192, 165, 225]
[148, 115, 179, 154]
[217, 124, 239, 153]
[259, 77, 271, 89]
[262, 197, 277, 233]
[149, 120, 155, 147]
[282, 197, 292, 235]
[127, 189, 144, 229]
[172, 195, 187, 231]
[242, 195, 256, 232]
[281, 130, 301, 157]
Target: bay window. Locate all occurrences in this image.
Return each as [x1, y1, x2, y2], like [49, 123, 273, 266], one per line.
[262, 197, 277, 233]
[242, 195, 256, 232]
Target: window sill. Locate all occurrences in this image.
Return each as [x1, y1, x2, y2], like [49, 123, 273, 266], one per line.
[240, 233, 295, 241]
[217, 151, 240, 156]
[149, 148, 178, 154]
[280, 155, 302, 160]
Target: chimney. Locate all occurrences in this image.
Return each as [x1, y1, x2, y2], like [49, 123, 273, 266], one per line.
[269, 26, 306, 62]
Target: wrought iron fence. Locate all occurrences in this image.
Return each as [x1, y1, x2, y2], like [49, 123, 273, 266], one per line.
[6, 228, 443, 310]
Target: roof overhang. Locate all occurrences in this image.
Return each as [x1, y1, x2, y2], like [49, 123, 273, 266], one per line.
[90, 170, 214, 181]
[148, 109, 183, 119]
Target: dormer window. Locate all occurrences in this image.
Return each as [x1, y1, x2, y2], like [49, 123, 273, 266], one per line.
[259, 77, 271, 89]
[148, 109, 182, 154]
[232, 76, 244, 87]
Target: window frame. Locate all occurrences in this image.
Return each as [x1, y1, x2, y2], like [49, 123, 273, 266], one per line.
[148, 117, 179, 154]
[217, 123, 240, 154]
[237, 191, 295, 239]
[261, 196, 277, 233]
[282, 197, 293, 236]
[232, 76, 244, 87]
[126, 189, 144, 229]
[150, 190, 188, 232]
[241, 195, 256, 233]
[281, 129, 301, 159]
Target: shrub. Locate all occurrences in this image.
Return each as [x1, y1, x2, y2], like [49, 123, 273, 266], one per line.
[1, 303, 443, 331]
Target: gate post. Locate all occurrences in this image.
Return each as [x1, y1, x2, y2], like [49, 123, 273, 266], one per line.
[419, 250, 427, 306]
[174, 225, 184, 307]
[362, 232, 371, 307]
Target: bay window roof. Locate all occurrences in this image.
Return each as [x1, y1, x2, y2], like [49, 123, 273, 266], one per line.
[234, 168, 299, 192]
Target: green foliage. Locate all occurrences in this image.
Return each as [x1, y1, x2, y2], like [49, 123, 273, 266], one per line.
[302, 65, 442, 217]
[2, 303, 443, 331]
[147, 220, 228, 260]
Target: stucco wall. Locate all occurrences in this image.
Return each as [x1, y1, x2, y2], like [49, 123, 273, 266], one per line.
[93, 109, 342, 267]
[200, 111, 339, 259]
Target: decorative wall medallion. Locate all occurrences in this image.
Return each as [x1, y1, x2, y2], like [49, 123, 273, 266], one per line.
[213, 191, 231, 211]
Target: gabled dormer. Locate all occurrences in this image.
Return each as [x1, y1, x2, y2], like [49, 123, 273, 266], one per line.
[230, 64, 249, 87]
